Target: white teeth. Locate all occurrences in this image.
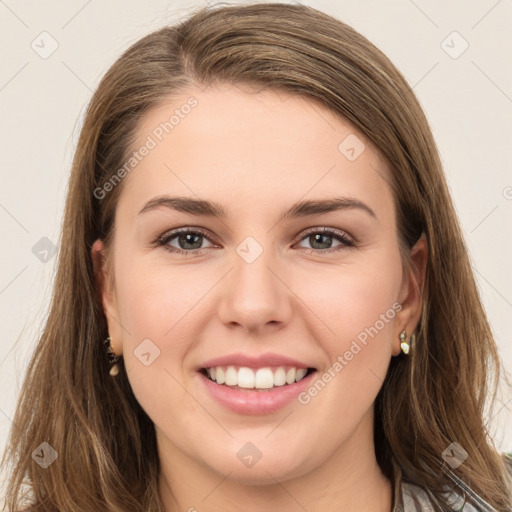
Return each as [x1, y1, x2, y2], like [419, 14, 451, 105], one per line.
[206, 365, 311, 389]
[238, 367, 255, 388]
[225, 366, 237, 386]
[273, 367, 287, 386]
[285, 367, 296, 385]
[216, 367, 225, 384]
[255, 368, 274, 389]
[295, 368, 307, 381]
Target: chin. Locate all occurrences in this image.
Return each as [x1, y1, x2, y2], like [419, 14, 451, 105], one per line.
[203, 448, 316, 486]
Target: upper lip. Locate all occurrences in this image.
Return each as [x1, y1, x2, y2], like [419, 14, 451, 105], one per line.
[200, 352, 313, 370]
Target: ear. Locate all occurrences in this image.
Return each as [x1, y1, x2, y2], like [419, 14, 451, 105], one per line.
[91, 239, 123, 356]
[392, 233, 428, 356]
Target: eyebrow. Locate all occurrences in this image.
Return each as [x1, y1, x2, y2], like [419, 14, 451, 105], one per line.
[138, 195, 377, 221]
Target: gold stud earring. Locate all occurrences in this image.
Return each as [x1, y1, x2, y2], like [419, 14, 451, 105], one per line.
[104, 336, 120, 376]
[399, 329, 410, 355]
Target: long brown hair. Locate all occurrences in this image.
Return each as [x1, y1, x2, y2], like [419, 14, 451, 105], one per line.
[2, 3, 511, 511]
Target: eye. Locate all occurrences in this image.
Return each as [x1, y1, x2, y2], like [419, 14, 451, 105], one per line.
[156, 228, 216, 255]
[155, 226, 355, 256]
[295, 227, 354, 253]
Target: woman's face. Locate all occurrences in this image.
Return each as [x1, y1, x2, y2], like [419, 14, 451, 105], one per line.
[95, 83, 425, 485]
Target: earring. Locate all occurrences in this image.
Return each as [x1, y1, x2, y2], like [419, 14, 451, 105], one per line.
[103, 336, 120, 376]
[399, 329, 415, 355]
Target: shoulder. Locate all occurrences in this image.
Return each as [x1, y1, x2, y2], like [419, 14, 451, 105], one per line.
[400, 480, 482, 511]
[396, 452, 512, 511]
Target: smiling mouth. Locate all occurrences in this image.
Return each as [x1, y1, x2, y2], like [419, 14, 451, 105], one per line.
[200, 365, 317, 391]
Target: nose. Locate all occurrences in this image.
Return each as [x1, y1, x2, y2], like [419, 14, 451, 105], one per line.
[217, 244, 293, 335]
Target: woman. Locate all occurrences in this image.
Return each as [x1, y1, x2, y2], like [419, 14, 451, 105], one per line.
[2, 3, 511, 511]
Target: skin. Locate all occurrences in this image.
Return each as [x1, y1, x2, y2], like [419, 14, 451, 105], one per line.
[93, 83, 427, 512]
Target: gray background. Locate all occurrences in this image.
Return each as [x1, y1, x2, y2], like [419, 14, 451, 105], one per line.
[1, 0, 511, 480]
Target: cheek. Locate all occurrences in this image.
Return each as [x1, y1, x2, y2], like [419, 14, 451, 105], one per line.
[303, 249, 402, 372]
[112, 255, 202, 402]
[294, 261, 402, 430]
[114, 253, 208, 341]
[114, 265, 204, 426]
[115, 241, 402, 356]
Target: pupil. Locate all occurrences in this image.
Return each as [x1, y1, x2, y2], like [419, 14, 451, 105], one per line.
[180, 233, 202, 250]
[311, 234, 331, 249]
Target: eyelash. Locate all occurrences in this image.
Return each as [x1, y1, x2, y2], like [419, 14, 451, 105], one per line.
[155, 227, 355, 256]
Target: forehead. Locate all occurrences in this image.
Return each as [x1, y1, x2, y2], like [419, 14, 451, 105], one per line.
[118, 83, 394, 223]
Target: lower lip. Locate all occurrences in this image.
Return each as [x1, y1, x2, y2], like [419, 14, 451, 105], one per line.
[199, 370, 316, 415]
